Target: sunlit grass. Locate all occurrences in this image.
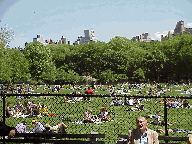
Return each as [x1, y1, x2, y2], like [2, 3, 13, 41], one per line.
[1, 83, 192, 143]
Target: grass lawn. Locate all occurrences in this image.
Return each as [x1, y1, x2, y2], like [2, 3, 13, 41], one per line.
[1, 83, 192, 143]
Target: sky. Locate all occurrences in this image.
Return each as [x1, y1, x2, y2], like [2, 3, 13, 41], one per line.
[0, 0, 192, 48]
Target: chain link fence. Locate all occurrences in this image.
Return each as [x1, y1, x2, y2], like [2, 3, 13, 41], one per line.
[0, 93, 192, 143]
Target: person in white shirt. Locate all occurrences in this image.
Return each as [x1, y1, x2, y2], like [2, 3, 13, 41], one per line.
[83, 109, 95, 123]
[30, 120, 45, 133]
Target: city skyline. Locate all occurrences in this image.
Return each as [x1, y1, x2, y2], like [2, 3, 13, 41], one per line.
[0, 0, 192, 48]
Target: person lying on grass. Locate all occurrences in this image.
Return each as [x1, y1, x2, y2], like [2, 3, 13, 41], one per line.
[147, 111, 176, 126]
[44, 122, 68, 134]
[30, 120, 45, 133]
[124, 105, 147, 111]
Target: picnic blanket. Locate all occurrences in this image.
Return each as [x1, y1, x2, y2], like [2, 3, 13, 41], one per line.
[72, 121, 102, 124]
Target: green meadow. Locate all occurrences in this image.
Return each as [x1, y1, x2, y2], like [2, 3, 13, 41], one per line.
[1, 83, 192, 143]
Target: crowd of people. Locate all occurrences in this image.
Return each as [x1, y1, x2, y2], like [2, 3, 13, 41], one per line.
[6, 100, 51, 118]
[83, 103, 112, 124]
[0, 120, 68, 139]
[1, 81, 192, 143]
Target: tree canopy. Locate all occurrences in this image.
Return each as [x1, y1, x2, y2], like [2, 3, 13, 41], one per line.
[1, 33, 192, 84]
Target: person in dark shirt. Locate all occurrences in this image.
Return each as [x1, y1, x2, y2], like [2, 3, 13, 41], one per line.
[0, 121, 15, 138]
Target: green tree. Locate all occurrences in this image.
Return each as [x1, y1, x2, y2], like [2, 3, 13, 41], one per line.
[24, 41, 56, 83]
[99, 69, 116, 83]
[132, 68, 146, 82]
[47, 44, 73, 69]
[162, 34, 192, 81]
[6, 49, 30, 83]
[0, 48, 11, 82]
[56, 67, 79, 84]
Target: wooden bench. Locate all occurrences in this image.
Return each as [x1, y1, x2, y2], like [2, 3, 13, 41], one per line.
[116, 134, 188, 144]
[0, 133, 105, 144]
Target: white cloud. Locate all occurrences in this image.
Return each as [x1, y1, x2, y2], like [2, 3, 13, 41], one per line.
[186, 23, 192, 28]
[151, 36, 156, 40]
[154, 31, 168, 40]
[170, 30, 174, 34]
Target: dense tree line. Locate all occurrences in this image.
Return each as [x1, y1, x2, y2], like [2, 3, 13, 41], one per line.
[1, 34, 192, 84]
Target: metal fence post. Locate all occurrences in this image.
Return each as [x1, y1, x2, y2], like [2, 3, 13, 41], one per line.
[3, 93, 5, 123]
[2, 92, 5, 144]
[164, 97, 168, 143]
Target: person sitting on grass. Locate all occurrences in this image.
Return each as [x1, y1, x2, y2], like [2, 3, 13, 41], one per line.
[183, 99, 190, 108]
[100, 107, 111, 122]
[83, 109, 96, 123]
[167, 87, 172, 92]
[14, 101, 24, 114]
[6, 102, 15, 118]
[15, 121, 27, 133]
[30, 100, 37, 109]
[33, 105, 41, 117]
[100, 103, 107, 113]
[125, 97, 134, 106]
[110, 98, 118, 106]
[40, 104, 51, 116]
[146, 111, 162, 125]
[117, 97, 124, 106]
[23, 101, 32, 116]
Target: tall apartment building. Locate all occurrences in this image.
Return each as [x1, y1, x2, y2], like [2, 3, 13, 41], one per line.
[47, 36, 70, 45]
[131, 33, 151, 42]
[33, 34, 44, 43]
[73, 30, 98, 45]
[161, 31, 172, 41]
[174, 20, 185, 35]
[25, 35, 70, 47]
[161, 20, 192, 41]
[45, 39, 54, 45]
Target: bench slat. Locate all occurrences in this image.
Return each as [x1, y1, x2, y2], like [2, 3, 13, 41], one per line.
[15, 133, 105, 139]
[158, 136, 188, 141]
[0, 139, 105, 144]
[118, 135, 188, 141]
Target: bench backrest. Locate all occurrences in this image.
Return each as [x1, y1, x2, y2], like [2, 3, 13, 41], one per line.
[0, 133, 105, 144]
[116, 134, 188, 144]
